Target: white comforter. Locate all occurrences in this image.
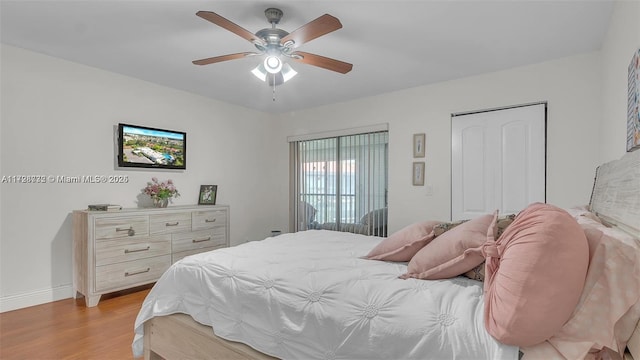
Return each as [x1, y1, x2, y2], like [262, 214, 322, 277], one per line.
[133, 230, 518, 359]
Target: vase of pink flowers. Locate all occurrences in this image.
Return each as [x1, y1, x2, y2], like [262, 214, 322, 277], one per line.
[143, 177, 180, 208]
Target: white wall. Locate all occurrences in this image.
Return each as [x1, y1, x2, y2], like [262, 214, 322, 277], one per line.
[601, 0, 640, 162]
[273, 52, 603, 234]
[0, 45, 280, 311]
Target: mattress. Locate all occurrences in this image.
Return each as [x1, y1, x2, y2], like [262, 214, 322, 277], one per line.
[133, 230, 518, 359]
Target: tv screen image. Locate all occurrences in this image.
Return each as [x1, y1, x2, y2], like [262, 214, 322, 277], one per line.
[118, 123, 186, 170]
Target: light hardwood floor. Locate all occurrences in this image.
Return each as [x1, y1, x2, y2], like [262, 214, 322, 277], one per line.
[0, 286, 151, 359]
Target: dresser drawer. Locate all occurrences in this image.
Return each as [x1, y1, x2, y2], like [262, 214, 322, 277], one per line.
[150, 212, 191, 235]
[172, 228, 226, 254]
[95, 216, 149, 240]
[192, 210, 226, 231]
[95, 255, 170, 292]
[94, 235, 171, 266]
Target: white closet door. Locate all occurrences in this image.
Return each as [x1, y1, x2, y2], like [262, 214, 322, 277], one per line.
[451, 104, 546, 221]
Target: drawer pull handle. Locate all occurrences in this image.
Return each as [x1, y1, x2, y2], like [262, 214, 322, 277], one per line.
[205, 219, 216, 223]
[124, 246, 150, 254]
[165, 222, 179, 227]
[116, 226, 135, 236]
[192, 237, 212, 243]
[125, 268, 150, 277]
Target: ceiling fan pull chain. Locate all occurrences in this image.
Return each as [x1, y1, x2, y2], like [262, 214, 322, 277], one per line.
[273, 73, 277, 101]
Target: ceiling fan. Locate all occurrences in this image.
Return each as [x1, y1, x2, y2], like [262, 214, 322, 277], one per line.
[193, 8, 353, 86]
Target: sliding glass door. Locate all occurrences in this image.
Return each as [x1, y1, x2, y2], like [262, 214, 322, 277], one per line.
[291, 131, 388, 236]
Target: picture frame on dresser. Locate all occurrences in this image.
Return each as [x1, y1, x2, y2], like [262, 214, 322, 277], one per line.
[198, 185, 217, 205]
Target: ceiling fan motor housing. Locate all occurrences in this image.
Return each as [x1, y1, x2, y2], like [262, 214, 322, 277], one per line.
[255, 28, 289, 46]
[255, 8, 289, 50]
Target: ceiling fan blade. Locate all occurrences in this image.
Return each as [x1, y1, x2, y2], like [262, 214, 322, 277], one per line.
[291, 51, 353, 74]
[196, 11, 265, 46]
[281, 14, 342, 48]
[192, 52, 258, 66]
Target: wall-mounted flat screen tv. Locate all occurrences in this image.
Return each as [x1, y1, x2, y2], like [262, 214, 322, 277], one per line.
[118, 123, 186, 170]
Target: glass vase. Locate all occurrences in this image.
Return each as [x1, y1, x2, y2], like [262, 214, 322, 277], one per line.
[153, 198, 169, 208]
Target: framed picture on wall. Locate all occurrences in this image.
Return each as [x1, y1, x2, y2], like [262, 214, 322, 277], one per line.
[412, 162, 425, 186]
[198, 185, 217, 205]
[413, 133, 426, 158]
[628, 47, 640, 152]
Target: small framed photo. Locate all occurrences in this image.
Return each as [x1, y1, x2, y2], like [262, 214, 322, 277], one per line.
[413, 133, 425, 158]
[412, 162, 425, 186]
[198, 185, 217, 205]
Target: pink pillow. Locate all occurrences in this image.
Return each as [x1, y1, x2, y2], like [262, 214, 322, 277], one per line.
[399, 213, 497, 280]
[483, 203, 589, 347]
[523, 223, 640, 358]
[365, 221, 442, 262]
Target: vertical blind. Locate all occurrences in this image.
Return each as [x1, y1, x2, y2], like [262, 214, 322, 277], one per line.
[290, 129, 388, 236]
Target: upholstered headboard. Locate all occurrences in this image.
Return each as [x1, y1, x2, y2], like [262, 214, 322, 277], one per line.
[588, 150, 640, 360]
[589, 150, 640, 238]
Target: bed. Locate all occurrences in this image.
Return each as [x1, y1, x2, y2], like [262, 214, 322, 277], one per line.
[133, 150, 640, 360]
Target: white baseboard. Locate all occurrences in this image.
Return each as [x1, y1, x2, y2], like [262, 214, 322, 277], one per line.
[0, 284, 73, 313]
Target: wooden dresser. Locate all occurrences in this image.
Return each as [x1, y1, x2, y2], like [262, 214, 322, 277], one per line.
[72, 205, 229, 307]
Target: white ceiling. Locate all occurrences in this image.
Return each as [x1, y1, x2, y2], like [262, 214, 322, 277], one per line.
[1, 0, 613, 113]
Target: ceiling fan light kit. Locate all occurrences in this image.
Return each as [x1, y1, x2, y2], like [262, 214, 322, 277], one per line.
[193, 7, 353, 94]
[251, 61, 297, 84]
[264, 56, 283, 74]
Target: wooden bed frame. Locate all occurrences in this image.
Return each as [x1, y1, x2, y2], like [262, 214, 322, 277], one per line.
[142, 150, 640, 360]
[144, 314, 275, 360]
